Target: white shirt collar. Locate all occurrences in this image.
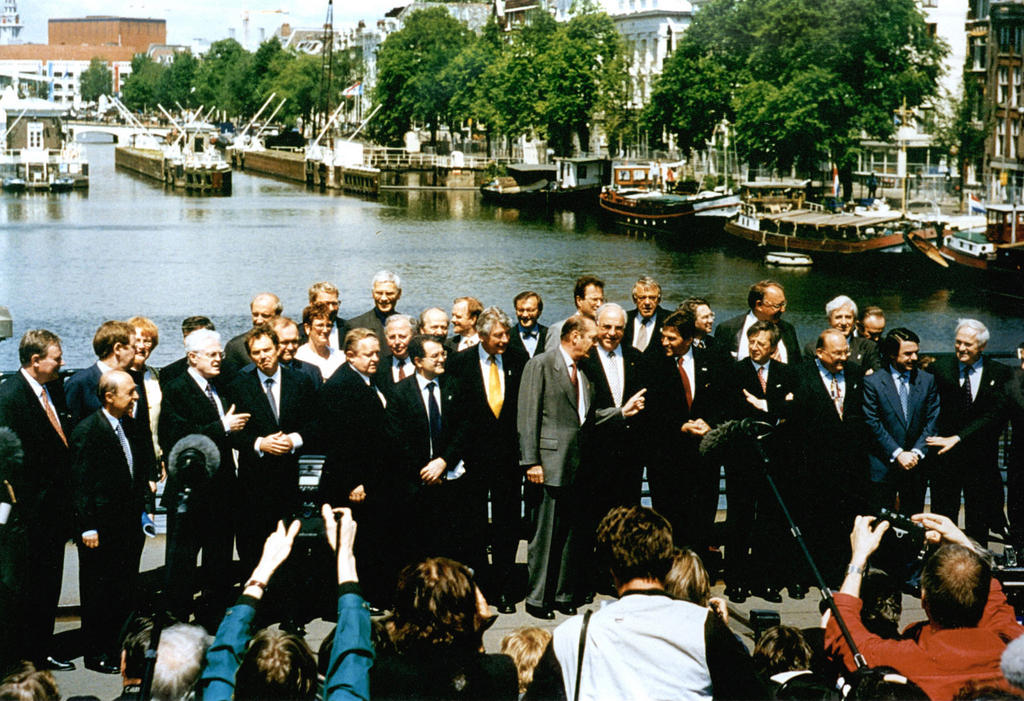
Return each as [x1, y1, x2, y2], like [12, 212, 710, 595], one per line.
[257, 366, 282, 385]
[96, 359, 115, 374]
[187, 366, 214, 391]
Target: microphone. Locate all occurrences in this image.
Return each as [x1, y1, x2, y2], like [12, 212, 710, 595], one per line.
[0, 427, 23, 526]
[166, 434, 219, 482]
[699, 417, 777, 459]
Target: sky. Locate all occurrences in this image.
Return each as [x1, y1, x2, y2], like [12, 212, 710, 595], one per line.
[18, 0, 403, 49]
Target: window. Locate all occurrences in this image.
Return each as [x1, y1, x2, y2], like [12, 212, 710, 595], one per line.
[996, 118, 1005, 157]
[1013, 119, 1020, 159]
[27, 122, 42, 149]
[1000, 66, 1009, 104]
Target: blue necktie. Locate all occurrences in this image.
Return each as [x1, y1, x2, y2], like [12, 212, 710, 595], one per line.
[898, 373, 910, 420]
[426, 381, 442, 458]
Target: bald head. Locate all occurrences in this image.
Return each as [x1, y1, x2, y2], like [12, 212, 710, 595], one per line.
[815, 328, 850, 374]
[250, 293, 282, 327]
[98, 369, 138, 420]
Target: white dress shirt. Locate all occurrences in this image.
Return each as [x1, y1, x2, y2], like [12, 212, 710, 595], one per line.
[389, 356, 415, 383]
[413, 373, 465, 479]
[598, 345, 625, 407]
[457, 333, 480, 352]
[477, 343, 505, 397]
[959, 358, 984, 400]
[517, 324, 541, 357]
[632, 315, 656, 351]
[253, 367, 303, 455]
[678, 347, 696, 401]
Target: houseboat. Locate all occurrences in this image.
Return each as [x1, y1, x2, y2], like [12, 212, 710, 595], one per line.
[0, 86, 88, 191]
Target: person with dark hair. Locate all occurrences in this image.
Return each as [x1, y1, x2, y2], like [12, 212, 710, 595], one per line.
[543, 275, 605, 353]
[713, 280, 801, 364]
[862, 328, 939, 517]
[70, 369, 156, 673]
[859, 569, 903, 639]
[160, 316, 216, 389]
[307, 281, 346, 350]
[0, 329, 75, 672]
[371, 557, 518, 700]
[640, 308, 722, 554]
[64, 319, 137, 426]
[857, 306, 887, 343]
[753, 625, 836, 699]
[678, 296, 716, 352]
[199, 507, 372, 701]
[510, 291, 547, 358]
[240, 316, 323, 387]
[526, 506, 763, 700]
[825, 513, 1024, 699]
[843, 666, 928, 700]
[623, 276, 671, 357]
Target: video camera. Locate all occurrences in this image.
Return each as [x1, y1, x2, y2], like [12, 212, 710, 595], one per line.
[993, 546, 1024, 621]
[875, 507, 929, 562]
[295, 455, 326, 539]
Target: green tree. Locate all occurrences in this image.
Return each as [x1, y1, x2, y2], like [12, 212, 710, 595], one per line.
[156, 51, 199, 109]
[121, 54, 165, 111]
[79, 57, 112, 102]
[192, 39, 252, 118]
[933, 79, 990, 210]
[645, 0, 946, 187]
[262, 51, 321, 127]
[371, 6, 473, 146]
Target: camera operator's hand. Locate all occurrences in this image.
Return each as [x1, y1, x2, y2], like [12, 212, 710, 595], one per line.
[850, 515, 889, 568]
[322, 504, 358, 584]
[925, 435, 961, 455]
[222, 404, 251, 433]
[258, 431, 293, 456]
[896, 451, 918, 470]
[912, 512, 973, 549]
[247, 519, 301, 597]
[420, 458, 446, 485]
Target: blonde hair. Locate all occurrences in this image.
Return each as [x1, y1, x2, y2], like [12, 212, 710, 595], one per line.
[500, 627, 552, 694]
[664, 547, 711, 606]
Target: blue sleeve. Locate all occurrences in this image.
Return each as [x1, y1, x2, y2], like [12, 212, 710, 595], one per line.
[913, 376, 940, 456]
[324, 584, 374, 701]
[198, 600, 257, 701]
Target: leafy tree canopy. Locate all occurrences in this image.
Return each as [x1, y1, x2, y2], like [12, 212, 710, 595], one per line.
[79, 57, 112, 103]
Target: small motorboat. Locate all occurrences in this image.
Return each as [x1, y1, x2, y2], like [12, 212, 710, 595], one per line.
[765, 251, 814, 266]
[2, 177, 26, 193]
[49, 176, 75, 193]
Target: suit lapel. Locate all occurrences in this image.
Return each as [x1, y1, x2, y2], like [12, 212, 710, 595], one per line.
[552, 351, 578, 411]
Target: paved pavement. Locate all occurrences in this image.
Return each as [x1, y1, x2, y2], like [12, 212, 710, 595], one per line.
[45, 533, 925, 699]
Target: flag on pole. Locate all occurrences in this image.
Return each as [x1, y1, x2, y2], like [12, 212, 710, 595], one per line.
[831, 165, 839, 198]
[342, 82, 362, 98]
[969, 193, 986, 215]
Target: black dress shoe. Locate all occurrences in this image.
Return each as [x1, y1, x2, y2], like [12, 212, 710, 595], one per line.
[496, 595, 516, 615]
[41, 656, 76, 672]
[526, 603, 554, 620]
[555, 602, 577, 616]
[789, 584, 806, 600]
[84, 656, 119, 675]
[580, 592, 595, 605]
[724, 585, 748, 604]
[758, 587, 783, 603]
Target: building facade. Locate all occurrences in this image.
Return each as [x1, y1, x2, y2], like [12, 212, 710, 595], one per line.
[48, 17, 165, 53]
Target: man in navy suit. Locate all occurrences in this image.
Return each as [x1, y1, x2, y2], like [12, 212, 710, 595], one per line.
[863, 328, 939, 517]
[508, 290, 547, 359]
[0, 330, 75, 672]
[64, 320, 137, 426]
[240, 316, 323, 386]
[70, 370, 155, 674]
[447, 307, 527, 612]
[925, 320, 1011, 544]
[623, 276, 672, 358]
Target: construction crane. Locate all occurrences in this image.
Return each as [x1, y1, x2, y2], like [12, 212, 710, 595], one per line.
[240, 9, 288, 50]
[317, 0, 334, 137]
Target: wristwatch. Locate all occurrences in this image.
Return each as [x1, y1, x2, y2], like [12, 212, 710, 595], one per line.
[846, 563, 865, 576]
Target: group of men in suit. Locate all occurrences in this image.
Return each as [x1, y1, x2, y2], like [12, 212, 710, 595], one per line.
[5, 270, 1024, 671]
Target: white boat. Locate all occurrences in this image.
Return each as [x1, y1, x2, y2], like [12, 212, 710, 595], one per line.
[0, 86, 89, 190]
[765, 251, 813, 266]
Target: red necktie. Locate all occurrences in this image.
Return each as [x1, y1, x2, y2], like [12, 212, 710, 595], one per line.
[757, 365, 767, 394]
[569, 362, 578, 390]
[677, 357, 693, 410]
[41, 389, 67, 447]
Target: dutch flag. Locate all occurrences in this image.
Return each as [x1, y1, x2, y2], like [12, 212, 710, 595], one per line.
[969, 193, 986, 215]
[342, 82, 363, 98]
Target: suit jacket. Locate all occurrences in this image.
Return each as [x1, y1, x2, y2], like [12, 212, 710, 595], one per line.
[64, 364, 104, 426]
[373, 355, 416, 401]
[0, 372, 73, 538]
[624, 306, 672, 357]
[222, 332, 251, 374]
[345, 308, 390, 345]
[518, 348, 609, 488]
[70, 409, 155, 537]
[157, 371, 238, 506]
[318, 363, 391, 501]
[714, 313, 802, 365]
[641, 346, 722, 465]
[387, 374, 462, 499]
[724, 358, 799, 425]
[581, 344, 645, 423]
[508, 324, 548, 359]
[240, 358, 323, 387]
[862, 366, 940, 482]
[448, 346, 526, 475]
[160, 356, 190, 389]
[228, 366, 320, 515]
[928, 356, 1010, 464]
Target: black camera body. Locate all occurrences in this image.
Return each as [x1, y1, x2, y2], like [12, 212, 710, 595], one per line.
[295, 456, 326, 539]
[875, 507, 929, 564]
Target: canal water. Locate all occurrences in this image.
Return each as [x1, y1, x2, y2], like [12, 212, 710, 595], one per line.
[1, 143, 1023, 371]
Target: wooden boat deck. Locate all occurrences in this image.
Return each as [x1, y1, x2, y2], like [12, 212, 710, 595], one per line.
[761, 208, 903, 230]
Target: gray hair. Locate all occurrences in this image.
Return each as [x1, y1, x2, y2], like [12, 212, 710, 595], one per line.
[151, 623, 212, 701]
[956, 318, 990, 346]
[372, 269, 402, 290]
[825, 295, 857, 318]
[184, 328, 221, 353]
[385, 313, 418, 333]
[476, 306, 514, 336]
[596, 302, 627, 325]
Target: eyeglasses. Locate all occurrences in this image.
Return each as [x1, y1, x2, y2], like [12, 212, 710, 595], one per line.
[194, 350, 224, 359]
[761, 300, 787, 311]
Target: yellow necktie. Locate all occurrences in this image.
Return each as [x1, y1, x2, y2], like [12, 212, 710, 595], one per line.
[487, 356, 503, 418]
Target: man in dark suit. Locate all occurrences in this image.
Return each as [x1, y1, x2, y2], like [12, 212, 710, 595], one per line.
[228, 325, 319, 573]
[158, 329, 251, 626]
[373, 314, 417, 398]
[642, 308, 721, 556]
[509, 290, 547, 359]
[720, 321, 800, 603]
[678, 296, 717, 353]
[419, 307, 450, 337]
[802, 295, 881, 372]
[925, 320, 1011, 544]
[519, 315, 645, 619]
[857, 305, 887, 343]
[543, 275, 605, 353]
[240, 316, 323, 386]
[159, 316, 216, 390]
[222, 293, 282, 372]
[863, 328, 939, 517]
[0, 330, 75, 672]
[388, 335, 480, 571]
[623, 276, 671, 358]
[70, 370, 155, 674]
[318, 328, 392, 606]
[714, 279, 800, 365]
[447, 308, 527, 612]
[1004, 353, 1024, 550]
[345, 269, 402, 346]
[64, 320, 137, 426]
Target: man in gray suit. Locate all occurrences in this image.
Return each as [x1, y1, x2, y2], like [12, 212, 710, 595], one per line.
[518, 315, 646, 619]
